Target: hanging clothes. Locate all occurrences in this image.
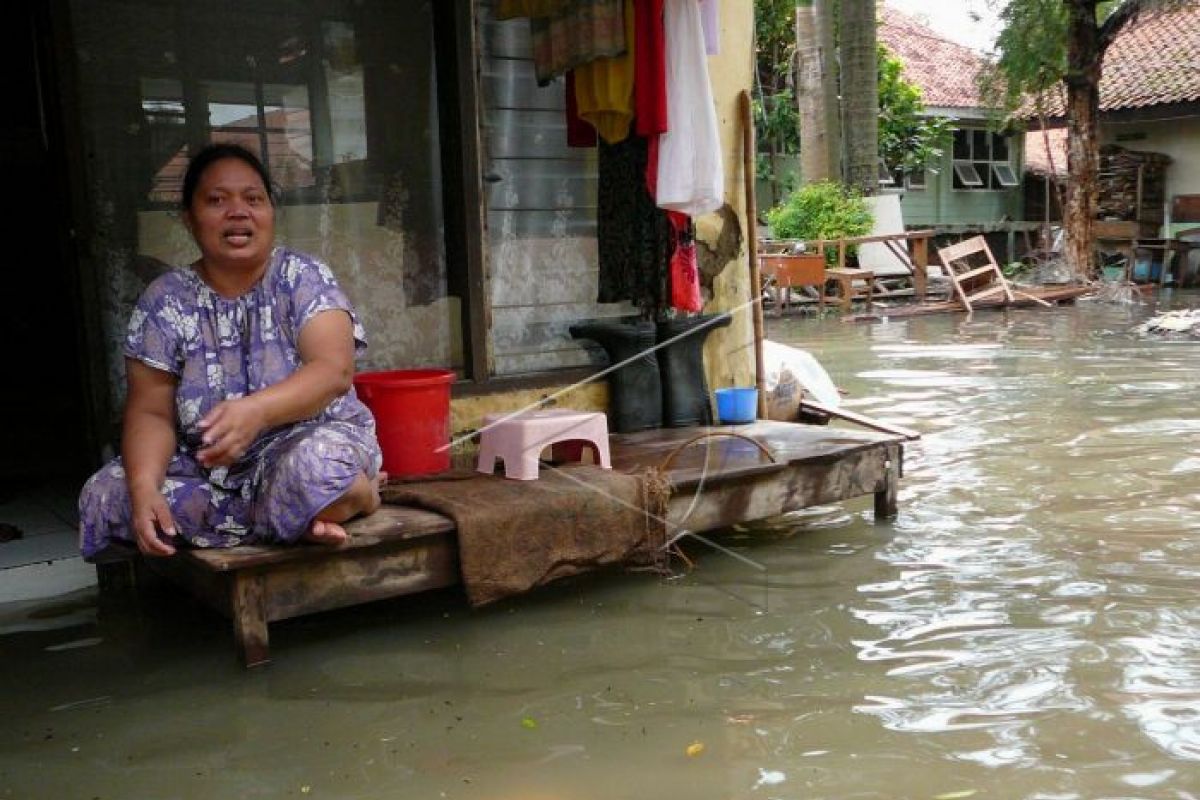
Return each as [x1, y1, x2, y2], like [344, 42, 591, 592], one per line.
[698, 0, 720, 55]
[531, 0, 627, 86]
[597, 134, 672, 311]
[574, 0, 636, 143]
[633, 0, 668, 136]
[654, 0, 723, 217]
[495, 0, 568, 20]
[668, 212, 703, 312]
[564, 71, 598, 147]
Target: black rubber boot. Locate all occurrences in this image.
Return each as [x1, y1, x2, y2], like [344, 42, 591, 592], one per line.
[569, 321, 663, 433]
[656, 312, 732, 427]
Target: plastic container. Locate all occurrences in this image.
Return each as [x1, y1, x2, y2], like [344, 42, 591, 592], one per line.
[353, 369, 455, 477]
[714, 387, 758, 425]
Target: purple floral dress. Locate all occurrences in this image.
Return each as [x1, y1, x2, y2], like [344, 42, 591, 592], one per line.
[78, 248, 382, 560]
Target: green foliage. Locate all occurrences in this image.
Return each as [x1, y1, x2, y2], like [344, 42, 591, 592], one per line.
[979, 0, 1068, 116]
[754, 0, 800, 165]
[877, 45, 952, 175]
[766, 181, 874, 242]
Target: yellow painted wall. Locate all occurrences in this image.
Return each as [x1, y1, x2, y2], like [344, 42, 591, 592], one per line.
[451, 2, 756, 431]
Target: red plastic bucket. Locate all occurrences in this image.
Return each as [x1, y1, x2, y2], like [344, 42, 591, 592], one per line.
[353, 369, 455, 477]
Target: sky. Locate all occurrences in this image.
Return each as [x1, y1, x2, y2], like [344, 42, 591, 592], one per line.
[883, 0, 1004, 53]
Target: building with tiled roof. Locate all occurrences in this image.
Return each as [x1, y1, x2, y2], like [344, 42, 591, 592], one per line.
[878, 6, 988, 115]
[877, 5, 1025, 228]
[1024, 3, 1200, 235]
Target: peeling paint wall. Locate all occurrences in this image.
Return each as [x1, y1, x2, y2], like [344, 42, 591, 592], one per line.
[689, 1, 757, 392]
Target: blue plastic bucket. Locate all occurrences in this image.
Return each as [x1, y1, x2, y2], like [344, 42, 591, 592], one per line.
[714, 387, 758, 424]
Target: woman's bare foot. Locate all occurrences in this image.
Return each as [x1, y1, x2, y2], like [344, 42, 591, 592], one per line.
[303, 519, 348, 545]
[302, 471, 384, 545]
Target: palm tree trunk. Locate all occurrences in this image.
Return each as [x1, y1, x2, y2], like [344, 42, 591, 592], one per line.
[839, 0, 879, 194]
[796, 2, 831, 183]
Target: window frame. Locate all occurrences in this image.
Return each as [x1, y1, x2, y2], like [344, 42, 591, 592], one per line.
[951, 128, 1018, 192]
[439, 0, 599, 395]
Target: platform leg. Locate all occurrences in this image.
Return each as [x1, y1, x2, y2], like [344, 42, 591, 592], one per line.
[874, 445, 901, 521]
[96, 560, 137, 599]
[231, 572, 271, 668]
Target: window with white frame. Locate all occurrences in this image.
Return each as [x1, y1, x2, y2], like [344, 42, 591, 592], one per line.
[952, 128, 1017, 190]
[888, 165, 928, 190]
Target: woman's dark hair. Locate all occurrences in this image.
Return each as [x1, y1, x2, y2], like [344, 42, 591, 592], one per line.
[181, 142, 275, 210]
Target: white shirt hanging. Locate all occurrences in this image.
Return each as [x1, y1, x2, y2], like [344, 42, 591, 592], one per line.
[698, 0, 720, 55]
[655, 0, 724, 217]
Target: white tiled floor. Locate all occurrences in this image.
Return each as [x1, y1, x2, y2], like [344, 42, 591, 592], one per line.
[0, 480, 81, 570]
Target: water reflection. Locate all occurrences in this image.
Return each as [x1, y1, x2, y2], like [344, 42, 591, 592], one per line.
[4, 298, 1200, 798]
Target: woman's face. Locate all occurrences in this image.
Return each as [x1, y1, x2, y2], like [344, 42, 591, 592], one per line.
[183, 157, 275, 271]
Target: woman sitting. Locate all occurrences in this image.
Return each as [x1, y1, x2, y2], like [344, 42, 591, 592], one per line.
[79, 143, 383, 559]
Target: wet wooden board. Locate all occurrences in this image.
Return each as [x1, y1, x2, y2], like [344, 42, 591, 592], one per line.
[114, 420, 904, 667]
[185, 506, 455, 572]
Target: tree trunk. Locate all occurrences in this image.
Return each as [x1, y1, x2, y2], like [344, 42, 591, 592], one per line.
[1062, 0, 1103, 280]
[839, 0, 879, 194]
[796, 3, 832, 183]
[815, 0, 842, 181]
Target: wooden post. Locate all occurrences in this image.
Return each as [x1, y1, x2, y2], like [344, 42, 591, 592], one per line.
[740, 90, 767, 419]
[232, 572, 271, 668]
[874, 443, 901, 521]
[912, 235, 928, 300]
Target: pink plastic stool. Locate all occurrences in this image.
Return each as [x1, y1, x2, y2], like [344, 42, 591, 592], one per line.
[476, 409, 611, 480]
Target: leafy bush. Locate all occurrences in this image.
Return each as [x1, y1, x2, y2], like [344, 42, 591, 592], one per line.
[765, 181, 874, 242]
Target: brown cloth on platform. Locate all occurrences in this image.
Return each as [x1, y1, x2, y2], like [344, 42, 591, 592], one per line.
[382, 465, 669, 607]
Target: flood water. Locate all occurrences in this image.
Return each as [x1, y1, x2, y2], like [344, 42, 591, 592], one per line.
[4, 296, 1200, 799]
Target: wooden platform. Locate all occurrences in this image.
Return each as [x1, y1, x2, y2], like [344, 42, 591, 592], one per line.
[102, 421, 904, 666]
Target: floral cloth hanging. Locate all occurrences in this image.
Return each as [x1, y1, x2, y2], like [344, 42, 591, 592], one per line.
[530, 0, 627, 86]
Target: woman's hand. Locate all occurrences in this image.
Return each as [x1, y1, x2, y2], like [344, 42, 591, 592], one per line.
[197, 396, 267, 467]
[129, 483, 177, 557]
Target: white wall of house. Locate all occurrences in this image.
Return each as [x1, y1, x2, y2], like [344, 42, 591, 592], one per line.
[1103, 117, 1200, 233]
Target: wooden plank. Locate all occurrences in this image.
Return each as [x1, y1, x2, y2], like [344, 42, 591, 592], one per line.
[262, 539, 459, 622]
[184, 506, 455, 572]
[610, 420, 901, 489]
[669, 446, 894, 533]
[798, 399, 921, 440]
[955, 265, 998, 282]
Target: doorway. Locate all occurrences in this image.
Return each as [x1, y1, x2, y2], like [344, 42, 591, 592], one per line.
[0, 1, 91, 546]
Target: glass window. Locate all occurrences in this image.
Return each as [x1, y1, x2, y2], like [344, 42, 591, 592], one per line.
[905, 168, 927, 190]
[953, 129, 970, 160]
[991, 132, 1009, 161]
[68, 0, 461, 416]
[972, 129, 991, 160]
[478, 1, 633, 377]
[952, 127, 1016, 192]
[992, 163, 1019, 187]
[953, 162, 984, 188]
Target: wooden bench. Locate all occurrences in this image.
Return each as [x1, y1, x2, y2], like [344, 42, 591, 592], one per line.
[99, 506, 458, 667]
[98, 422, 905, 668]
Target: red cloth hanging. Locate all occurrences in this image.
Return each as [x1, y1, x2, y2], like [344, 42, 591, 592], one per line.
[565, 70, 598, 148]
[668, 211, 702, 312]
[634, 0, 668, 136]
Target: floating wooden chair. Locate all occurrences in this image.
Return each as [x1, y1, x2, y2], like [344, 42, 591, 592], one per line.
[936, 235, 1016, 312]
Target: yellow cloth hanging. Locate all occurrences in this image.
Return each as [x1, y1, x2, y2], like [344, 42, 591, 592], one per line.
[572, 0, 635, 144]
[495, 0, 568, 20]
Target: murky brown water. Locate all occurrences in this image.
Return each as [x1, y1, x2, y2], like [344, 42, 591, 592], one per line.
[4, 296, 1200, 799]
